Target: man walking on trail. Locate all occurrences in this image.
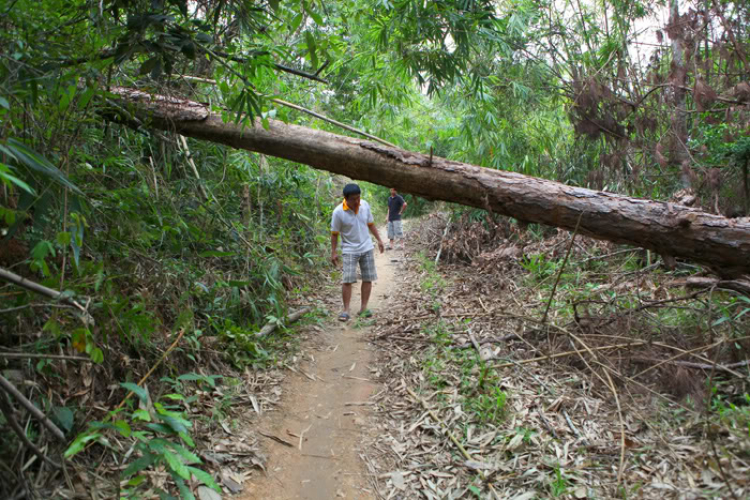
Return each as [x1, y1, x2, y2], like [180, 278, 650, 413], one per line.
[386, 188, 407, 250]
[331, 183, 385, 322]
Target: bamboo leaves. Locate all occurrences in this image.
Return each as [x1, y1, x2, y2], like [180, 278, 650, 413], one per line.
[1, 139, 81, 194]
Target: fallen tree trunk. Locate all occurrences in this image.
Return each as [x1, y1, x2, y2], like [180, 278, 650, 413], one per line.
[111, 88, 750, 277]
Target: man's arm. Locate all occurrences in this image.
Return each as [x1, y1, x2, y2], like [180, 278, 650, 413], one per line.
[331, 210, 341, 265]
[400, 198, 407, 215]
[330, 232, 339, 265]
[368, 224, 385, 253]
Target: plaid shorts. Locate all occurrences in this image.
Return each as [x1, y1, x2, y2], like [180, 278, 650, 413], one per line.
[387, 220, 404, 239]
[342, 250, 377, 283]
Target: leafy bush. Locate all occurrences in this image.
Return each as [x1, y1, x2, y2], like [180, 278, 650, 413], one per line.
[66, 383, 220, 499]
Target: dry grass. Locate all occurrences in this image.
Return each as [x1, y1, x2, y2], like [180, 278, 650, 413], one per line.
[363, 214, 750, 499]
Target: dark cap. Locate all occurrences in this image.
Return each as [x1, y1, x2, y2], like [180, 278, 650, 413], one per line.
[343, 183, 361, 197]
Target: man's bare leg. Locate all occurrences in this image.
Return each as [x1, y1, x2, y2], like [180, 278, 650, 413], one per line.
[359, 281, 372, 313]
[342, 283, 353, 315]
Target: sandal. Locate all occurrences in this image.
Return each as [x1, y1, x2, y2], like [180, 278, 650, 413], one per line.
[358, 309, 373, 318]
[338, 312, 350, 322]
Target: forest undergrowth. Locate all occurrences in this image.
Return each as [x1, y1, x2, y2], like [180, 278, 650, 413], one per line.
[368, 211, 749, 499]
[0, 126, 358, 498]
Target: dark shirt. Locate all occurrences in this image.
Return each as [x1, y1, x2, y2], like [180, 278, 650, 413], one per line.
[387, 195, 405, 221]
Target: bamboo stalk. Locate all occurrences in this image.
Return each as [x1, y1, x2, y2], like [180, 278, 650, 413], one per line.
[113, 329, 187, 413]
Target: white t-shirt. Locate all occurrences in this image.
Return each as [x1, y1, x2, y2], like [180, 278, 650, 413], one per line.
[331, 200, 375, 254]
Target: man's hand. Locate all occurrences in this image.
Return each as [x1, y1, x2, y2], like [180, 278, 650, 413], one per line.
[331, 252, 339, 266]
[377, 240, 385, 254]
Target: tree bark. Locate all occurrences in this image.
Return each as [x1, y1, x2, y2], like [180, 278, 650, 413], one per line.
[109, 87, 750, 277]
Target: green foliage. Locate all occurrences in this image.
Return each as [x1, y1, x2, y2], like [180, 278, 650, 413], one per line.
[215, 318, 275, 369]
[550, 466, 570, 497]
[65, 382, 220, 498]
[417, 251, 448, 295]
[520, 253, 559, 283]
[711, 391, 750, 439]
[466, 386, 507, 424]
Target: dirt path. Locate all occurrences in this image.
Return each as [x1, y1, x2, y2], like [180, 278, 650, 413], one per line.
[242, 237, 400, 500]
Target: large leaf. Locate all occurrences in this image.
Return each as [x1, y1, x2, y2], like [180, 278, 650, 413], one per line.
[156, 413, 190, 435]
[5, 139, 82, 194]
[0, 163, 36, 195]
[163, 449, 190, 480]
[304, 31, 318, 69]
[123, 453, 156, 477]
[120, 382, 149, 404]
[165, 441, 201, 464]
[189, 467, 221, 493]
[64, 431, 102, 458]
[50, 407, 75, 434]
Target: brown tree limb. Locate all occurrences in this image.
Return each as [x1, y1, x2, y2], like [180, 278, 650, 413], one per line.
[631, 357, 749, 374]
[108, 87, 750, 277]
[0, 267, 93, 322]
[683, 276, 750, 295]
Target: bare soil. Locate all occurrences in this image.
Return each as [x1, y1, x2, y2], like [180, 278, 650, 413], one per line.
[242, 241, 400, 499]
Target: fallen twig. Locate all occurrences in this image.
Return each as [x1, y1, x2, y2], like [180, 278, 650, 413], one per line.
[434, 214, 452, 265]
[0, 374, 65, 441]
[563, 410, 588, 446]
[258, 431, 294, 448]
[684, 276, 750, 296]
[632, 357, 749, 376]
[578, 248, 637, 263]
[0, 303, 78, 314]
[406, 387, 472, 460]
[299, 423, 312, 450]
[599, 289, 709, 327]
[0, 394, 61, 469]
[0, 352, 91, 362]
[113, 329, 187, 413]
[537, 408, 558, 439]
[492, 342, 647, 368]
[0, 267, 93, 323]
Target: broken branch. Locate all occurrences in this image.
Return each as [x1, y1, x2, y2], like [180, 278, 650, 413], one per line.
[0, 374, 66, 441]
